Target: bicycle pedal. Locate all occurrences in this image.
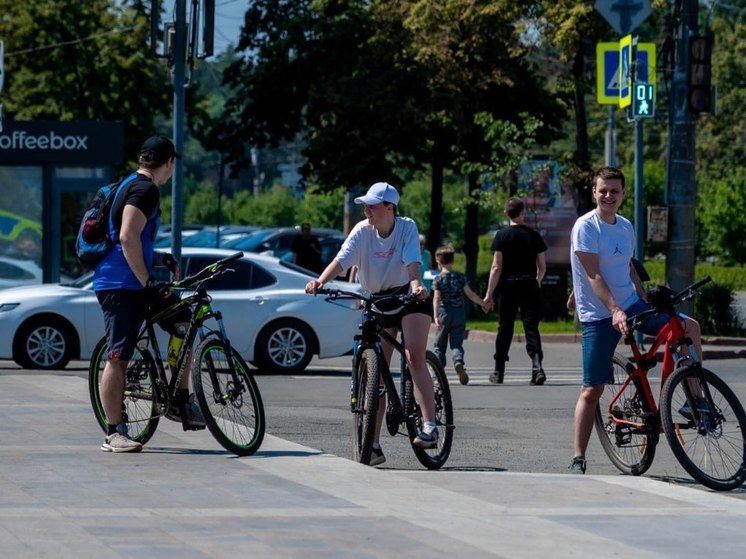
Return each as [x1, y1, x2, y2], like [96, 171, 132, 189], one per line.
[182, 423, 206, 432]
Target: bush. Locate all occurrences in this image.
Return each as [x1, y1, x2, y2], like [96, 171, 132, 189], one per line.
[694, 283, 744, 336]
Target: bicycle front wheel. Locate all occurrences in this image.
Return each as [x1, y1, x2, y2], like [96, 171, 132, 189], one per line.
[88, 336, 160, 445]
[594, 353, 658, 476]
[192, 338, 265, 456]
[660, 365, 746, 491]
[351, 348, 379, 465]
[406, 350, 454, 470]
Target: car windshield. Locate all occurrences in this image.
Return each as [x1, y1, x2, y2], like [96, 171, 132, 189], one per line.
[222, 229, 277, 251]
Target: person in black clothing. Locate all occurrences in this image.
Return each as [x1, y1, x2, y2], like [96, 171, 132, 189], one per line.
[483, 197, 548, 385]
[291, 223, 323, 273]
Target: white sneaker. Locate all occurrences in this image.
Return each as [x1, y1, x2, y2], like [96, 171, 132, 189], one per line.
[101, 432, 143, 453]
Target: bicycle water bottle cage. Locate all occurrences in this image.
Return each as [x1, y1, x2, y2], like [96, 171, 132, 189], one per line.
[646, 285, 677, 313]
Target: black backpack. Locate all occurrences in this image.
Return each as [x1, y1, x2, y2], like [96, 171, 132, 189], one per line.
[75, 173, 138, 270]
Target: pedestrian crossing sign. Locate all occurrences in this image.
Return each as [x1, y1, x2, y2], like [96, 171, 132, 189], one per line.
[596, 40, 656, 106]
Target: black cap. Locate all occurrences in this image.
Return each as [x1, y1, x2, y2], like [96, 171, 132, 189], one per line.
[139, 135, 181, 164]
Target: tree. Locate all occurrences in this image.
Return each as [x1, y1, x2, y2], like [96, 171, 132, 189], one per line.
[0, 0, 177, 163]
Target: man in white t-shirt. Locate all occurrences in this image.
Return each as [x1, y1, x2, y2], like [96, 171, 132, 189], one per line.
[567, 167, 702, 475]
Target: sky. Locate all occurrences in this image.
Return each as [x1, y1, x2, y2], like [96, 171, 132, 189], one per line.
[211, 0, 246, 54]
[158, 0, 245, 55]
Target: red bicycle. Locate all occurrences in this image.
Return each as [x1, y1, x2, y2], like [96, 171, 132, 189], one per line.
[595, 276, 746, 491]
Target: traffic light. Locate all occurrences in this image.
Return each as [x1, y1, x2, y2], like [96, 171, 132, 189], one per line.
[688, 34, 713, 114]
[632, 83, 655, 118]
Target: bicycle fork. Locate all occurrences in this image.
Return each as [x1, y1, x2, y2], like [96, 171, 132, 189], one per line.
[205, 312, 246, 407]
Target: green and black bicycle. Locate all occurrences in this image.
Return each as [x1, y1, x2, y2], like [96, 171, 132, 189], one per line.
[88, 252, 265, 456]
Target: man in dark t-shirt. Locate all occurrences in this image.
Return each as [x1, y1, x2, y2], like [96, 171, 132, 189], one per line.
[291, 223, 323, 273]
[483, 197, 548, 385]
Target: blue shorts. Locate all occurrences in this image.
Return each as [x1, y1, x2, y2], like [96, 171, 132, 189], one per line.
[580, 299, 673, 387]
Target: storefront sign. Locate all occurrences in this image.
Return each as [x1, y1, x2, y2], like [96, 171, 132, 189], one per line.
[0, 121, 123, 164]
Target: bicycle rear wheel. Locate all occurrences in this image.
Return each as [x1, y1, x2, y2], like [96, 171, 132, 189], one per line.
[88, 336, 160, 445]
[406, 350, 454, 470]
[660, 365, 746, 491]
[351, 348, 379, 465]
[192, 338, 265, 456]
[594, 353, 658, 476]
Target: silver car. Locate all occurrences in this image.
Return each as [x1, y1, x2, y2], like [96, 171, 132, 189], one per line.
[0, 248, 361, 372]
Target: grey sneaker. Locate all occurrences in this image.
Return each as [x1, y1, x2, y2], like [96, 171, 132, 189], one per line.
[568, 456, 586, 474]
[370, 446, 386, 466]
[101, 432, 143, 453]
[413, 427, 439, 449]
[455, 362, 469, 385]
[181, 393, 206, 430]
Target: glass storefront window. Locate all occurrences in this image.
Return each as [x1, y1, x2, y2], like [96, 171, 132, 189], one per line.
[0, 166, 43, 287]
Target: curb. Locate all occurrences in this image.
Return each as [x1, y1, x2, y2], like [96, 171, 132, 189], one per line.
[436, 327, 746, 360]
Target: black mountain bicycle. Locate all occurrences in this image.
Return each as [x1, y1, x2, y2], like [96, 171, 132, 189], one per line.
[315, 287, 454, 470]
[89, 252, 266, 456]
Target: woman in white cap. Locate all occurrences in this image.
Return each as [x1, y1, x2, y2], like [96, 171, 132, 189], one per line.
[305, 181, 437, 466]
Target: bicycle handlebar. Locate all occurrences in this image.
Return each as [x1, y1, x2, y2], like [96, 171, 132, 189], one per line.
[170, 251, 244, 290]
[313, 286, 421, 307]
[627, 275, 712, 331]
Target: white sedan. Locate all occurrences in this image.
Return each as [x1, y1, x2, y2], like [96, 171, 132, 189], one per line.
[0, 248, 362, 372]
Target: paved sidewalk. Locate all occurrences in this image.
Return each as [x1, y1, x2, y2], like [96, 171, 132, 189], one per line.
[2, 373, 746, 558]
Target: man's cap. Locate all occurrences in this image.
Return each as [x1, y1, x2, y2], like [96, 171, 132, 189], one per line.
[354, 182, 400, 205]
[139, 135, 181, 162]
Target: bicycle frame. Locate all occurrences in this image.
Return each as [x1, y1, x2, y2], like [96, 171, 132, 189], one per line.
[132, 266, 244, 418]
[610, 315, 695, 433]
[351, 307, 412, 430]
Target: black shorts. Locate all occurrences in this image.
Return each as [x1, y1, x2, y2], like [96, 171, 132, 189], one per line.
[96, 289, 191, 361]
[372, 284, 433, 330]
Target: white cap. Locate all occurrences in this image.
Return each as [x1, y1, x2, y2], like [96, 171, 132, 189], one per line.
[354, 182, 400, 205]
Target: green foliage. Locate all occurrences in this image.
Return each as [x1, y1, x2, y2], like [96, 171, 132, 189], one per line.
[697, 169, 746, 265]
[0, 0, 177, 163]
[223, 187, 299, 227]
[297, 187, 346, 230]
[694, 283, 744, 336]
[183, 182, 224, 225]
[399, 175, 495, 246]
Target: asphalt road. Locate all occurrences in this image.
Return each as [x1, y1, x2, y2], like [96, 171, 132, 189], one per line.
[250, 342, 746, 487]
[3, 336, 745, 495]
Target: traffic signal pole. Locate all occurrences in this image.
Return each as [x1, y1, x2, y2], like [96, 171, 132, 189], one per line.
[634, 117, 644, 263]
[171, 0, 187, 266]
[665, 0, 698, 303]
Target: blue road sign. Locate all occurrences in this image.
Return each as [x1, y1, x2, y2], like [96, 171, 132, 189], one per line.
[596, 43, 620, 104]
[597, 41, 656, 106]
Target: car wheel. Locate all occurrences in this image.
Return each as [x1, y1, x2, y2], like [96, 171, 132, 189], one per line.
[13, 317, 76, 370]
[255, 319, 314, 373]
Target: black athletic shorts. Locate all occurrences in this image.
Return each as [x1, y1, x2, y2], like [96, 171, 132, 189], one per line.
[371, 284, 433, 330]
[96, 289, 191, 361]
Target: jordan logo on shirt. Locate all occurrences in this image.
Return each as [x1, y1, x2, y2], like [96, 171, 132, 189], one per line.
[613, 244, 622, 255]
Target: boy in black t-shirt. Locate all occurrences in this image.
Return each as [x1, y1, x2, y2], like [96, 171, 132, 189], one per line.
[431, 245, 488, 385]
